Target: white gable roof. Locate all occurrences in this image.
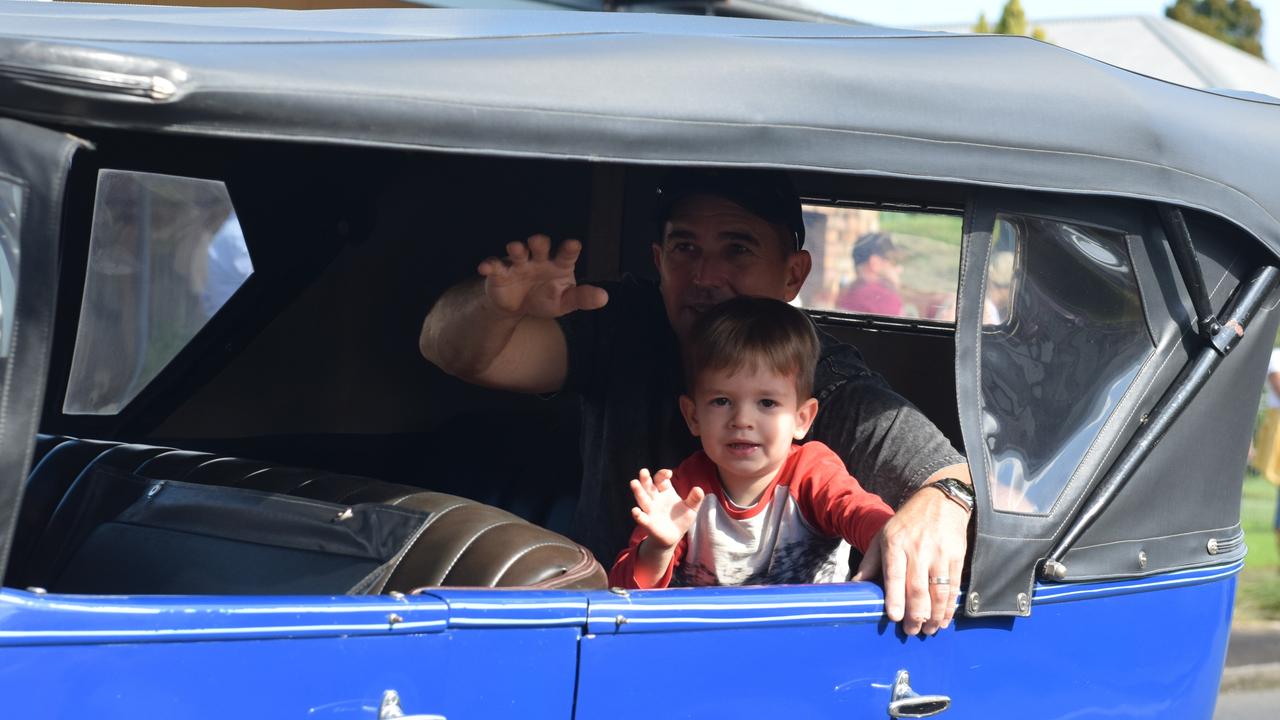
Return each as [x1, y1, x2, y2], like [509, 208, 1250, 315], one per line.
[937, 15, 1280, 97]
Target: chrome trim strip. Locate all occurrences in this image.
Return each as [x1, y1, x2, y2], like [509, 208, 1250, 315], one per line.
[0, 620, 446, 641]
[588, 561, 1242, 632]
[1032, 560, 1243, 604]
[0, 561, 1241, 641]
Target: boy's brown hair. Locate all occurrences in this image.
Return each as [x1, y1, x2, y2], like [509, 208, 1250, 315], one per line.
[684, 296, 821, 399]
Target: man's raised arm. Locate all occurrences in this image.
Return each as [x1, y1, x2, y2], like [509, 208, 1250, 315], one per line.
[419, 234, 607, 394]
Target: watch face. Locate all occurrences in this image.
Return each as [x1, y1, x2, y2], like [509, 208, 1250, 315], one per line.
[936, 478, 975, 510]
[945, 478, 975, 500]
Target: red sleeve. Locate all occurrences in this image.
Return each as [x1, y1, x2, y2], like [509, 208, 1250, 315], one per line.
[608, 526, 687, 589]
[607, 459, 707, 589]
[789, 442, 894, 552]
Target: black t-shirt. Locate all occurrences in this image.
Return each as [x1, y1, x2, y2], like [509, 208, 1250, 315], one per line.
[558, 276, 964, 563]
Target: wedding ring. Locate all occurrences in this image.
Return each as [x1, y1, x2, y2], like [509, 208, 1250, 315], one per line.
[929, 576, 951, 585]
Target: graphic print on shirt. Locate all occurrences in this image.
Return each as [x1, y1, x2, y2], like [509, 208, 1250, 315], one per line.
[670, 467, 855, 587]
[608, 442, 895, 589]
[673, 534, 845, 586]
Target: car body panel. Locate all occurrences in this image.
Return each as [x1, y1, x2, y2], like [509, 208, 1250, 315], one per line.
[578, 564, 1237, 719]
[0, 588, 587, 718]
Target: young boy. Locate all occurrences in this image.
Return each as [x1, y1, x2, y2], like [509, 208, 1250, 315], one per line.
[610, 296, 894, 589]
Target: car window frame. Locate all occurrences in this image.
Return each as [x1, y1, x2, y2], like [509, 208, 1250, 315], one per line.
[957, 189, 1169, 616]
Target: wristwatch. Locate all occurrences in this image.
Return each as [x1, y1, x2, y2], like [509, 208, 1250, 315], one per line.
[927, 477, 975, 513]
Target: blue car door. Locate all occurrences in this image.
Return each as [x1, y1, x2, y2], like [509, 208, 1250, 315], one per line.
[574, 573, 1233, 719]
[0, 120, 586, 720]
[577, 583, 956, 718]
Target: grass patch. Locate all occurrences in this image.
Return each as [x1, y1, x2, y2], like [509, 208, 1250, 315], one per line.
[1235, 472, 1280, 623]
[880, 212, 964, 299]
[879, 211, 962, 248]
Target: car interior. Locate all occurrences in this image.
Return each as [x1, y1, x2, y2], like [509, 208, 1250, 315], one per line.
[6, 129, 967, 597]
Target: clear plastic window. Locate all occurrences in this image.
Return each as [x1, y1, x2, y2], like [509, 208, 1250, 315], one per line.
[981, 214, 1150, 513]
[0, 178, 22, 360]
[63, 171, 251, 415]
[799, 205, 962, 321]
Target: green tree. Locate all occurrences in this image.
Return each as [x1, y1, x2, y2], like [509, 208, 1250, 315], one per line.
[974, 0, 1048, 42]
[1166, 0, 1265, 58]
[995, 0, 1028, 35]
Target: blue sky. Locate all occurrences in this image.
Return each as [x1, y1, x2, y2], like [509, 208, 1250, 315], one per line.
[807, 1, 1280, 66]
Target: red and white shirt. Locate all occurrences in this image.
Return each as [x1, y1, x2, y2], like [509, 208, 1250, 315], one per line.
[610, 441, 893, 589]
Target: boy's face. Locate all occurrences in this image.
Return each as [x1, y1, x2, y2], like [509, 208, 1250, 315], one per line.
[678, 363, 818, 490]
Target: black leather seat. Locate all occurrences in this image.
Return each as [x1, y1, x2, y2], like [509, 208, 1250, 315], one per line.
[10, 436, 606, 595]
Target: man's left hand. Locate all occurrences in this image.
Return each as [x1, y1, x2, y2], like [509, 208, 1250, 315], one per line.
[852, 463, 971, 635]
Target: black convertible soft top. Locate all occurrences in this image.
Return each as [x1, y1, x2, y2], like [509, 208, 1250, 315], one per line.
[1, 3, 1277, 255]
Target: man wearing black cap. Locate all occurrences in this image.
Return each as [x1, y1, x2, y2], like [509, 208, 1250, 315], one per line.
[420, 168, 970, 636]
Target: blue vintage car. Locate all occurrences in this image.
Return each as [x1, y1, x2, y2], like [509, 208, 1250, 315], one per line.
[0, 3, 1277, 718]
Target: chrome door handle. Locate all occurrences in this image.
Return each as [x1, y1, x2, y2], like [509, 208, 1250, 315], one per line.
[888, 670, 951, 718]
[379, 690, 446, 720]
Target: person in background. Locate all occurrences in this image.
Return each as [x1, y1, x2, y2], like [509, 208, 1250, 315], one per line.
[837, 232, 902, 316]
[934, 250, 1015, 325]
[983, 251, 1015, 325]
[1254, 345, 1280, 559]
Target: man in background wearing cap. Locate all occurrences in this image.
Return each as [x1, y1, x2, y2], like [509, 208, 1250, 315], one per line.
[419, 168, 971, 636]
[838, 232, 903, 316]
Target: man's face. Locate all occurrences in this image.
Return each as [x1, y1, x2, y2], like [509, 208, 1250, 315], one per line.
[652, 194, 811, 341]
[869, 253, 903, 288]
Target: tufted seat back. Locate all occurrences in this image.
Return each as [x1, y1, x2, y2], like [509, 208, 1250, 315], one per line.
[10, 436, 606, 595]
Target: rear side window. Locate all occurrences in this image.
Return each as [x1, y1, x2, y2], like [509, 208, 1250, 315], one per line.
[981, 214, 1151, 513]
[63, 171, 251, 415]
[800, 204, 962, 321]
[0, 178, 21, 359]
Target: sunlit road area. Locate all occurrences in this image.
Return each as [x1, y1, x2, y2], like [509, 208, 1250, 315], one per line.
[1215, 688, 1280, 719]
